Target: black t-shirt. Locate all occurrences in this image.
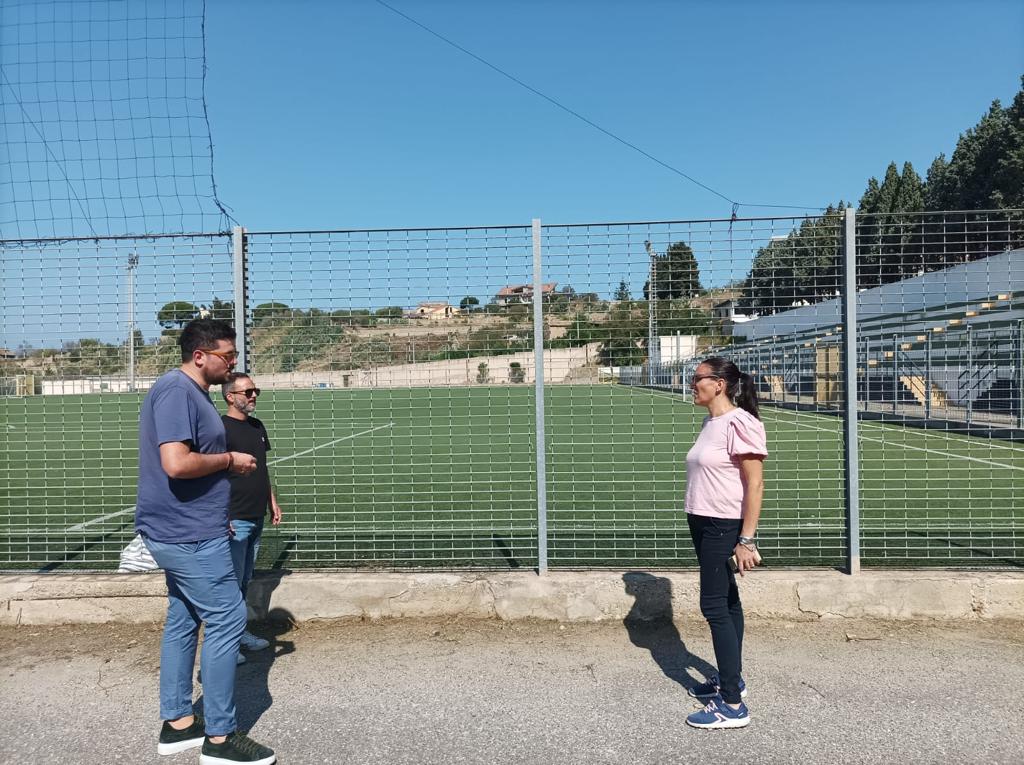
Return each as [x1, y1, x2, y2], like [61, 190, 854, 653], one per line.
[222, 415, 272, 521]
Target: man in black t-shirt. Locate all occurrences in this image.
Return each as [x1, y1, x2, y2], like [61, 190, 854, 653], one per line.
[222, 373, 283, 660]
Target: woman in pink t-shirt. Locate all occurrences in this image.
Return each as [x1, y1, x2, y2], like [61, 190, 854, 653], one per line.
[683, 357, 767, 730]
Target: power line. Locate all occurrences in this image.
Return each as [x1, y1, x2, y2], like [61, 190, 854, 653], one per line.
[372, 0, 824, 214]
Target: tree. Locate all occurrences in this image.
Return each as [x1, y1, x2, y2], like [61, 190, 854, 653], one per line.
[460, 296, 480, 312]
[253, 302, 290, 324]
[741, 204, 844, 314]
[613, 279, 631, 302]
[643, 241, 702, 300]
[375, 306, 403, 318]
[207, 296, 234, 321]
[157, 301, 199, 330]
[858, 162, 925, 284]
[476, 362, 490, 384]
[508, 362, 526, 383]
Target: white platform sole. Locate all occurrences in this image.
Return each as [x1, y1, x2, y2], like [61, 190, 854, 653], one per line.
[157, 735, 205, 755]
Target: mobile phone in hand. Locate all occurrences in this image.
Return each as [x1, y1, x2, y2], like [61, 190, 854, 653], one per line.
[728, 547, 762, 572]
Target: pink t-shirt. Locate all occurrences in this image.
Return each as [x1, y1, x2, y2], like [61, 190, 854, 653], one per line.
[685, 407, 767, 519]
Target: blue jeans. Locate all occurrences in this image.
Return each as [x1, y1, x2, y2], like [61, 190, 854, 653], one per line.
[229, 517, 264, 600]
[145, 535, 247, 736]
[687, 513, 745, 704]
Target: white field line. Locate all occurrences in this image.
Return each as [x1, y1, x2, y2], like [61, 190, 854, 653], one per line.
[622, 384, 1024, 464]
[268, 422, 393, 466]
[623, 385, 1024, 456]
[766, 404, 1024, 455]
[611, 385, 695, 407]
[65, 507, 137, 532]
[63, 422, 395, 533]
[761, 409, 1024, 473]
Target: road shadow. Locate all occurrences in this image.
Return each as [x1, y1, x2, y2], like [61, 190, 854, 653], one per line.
[233, 606, 297, 731]
[234, 571, 295, 731]
[622, 571, 716, 693]
[190, 572, 294, 733]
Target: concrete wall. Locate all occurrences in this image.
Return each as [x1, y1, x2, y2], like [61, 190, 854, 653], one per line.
[2, 570, 1022, 625]
[34, 344, 603, 395]
[252, 344, 602, 389]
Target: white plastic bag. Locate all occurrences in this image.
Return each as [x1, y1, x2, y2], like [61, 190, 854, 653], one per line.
[117, 533, 160, 573]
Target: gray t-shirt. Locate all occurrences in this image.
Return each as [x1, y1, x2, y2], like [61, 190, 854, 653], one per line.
[135, 369, 230, 543]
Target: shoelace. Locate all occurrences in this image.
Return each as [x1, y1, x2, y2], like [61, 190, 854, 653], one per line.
[702, 698, 722, 713]
[228, 733, 268, 757]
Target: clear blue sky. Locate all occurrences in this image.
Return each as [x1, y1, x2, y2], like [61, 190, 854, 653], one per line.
[2, 0, 1022, 349]
[202, 0, 1024, 230]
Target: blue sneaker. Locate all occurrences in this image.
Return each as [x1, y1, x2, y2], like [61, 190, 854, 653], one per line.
[686, 694, 751, 729]
[688, 674, 747, 700]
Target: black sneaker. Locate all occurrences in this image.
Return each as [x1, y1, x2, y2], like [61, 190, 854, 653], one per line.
[200, 732, 276, 765]
[158, 714, 205, 756]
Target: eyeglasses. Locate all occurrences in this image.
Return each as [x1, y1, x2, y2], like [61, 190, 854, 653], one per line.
[229, 387, 261, 398]
[691, 374, 721, 384]
[200, 348, 239, 362]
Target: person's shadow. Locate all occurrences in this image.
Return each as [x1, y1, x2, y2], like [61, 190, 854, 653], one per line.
[622, 571, 717, 693]
[190, 572, 296, 732]
[235, 572, 297, 731]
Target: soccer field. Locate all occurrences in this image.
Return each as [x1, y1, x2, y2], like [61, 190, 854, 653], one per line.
[1, 384, 1022, 570]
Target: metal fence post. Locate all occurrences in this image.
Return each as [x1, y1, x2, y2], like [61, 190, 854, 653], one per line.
[1018, 319, 1024, 430]
[925, 329, 933, 420]
[864, 337, 870, 411]
[966, 323, 973, 429]
[842, 208, 861, 575]
[232, 226, 249, 372]
[532, 219, 549, 575]
[892, 334, 899, 415]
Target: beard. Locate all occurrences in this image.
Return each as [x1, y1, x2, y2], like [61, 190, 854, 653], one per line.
[232, 398, 257, 415]
[203, 364, 235, 386]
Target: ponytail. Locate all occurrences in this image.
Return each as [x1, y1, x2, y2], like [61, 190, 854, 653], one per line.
[699, 357, 761, 420]
[735, 372, 760, 420]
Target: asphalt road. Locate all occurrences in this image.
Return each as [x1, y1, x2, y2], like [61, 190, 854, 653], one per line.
[1, 615, 1022, 764]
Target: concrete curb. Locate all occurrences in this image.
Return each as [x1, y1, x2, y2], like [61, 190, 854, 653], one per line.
[2, 570, 1022, 625]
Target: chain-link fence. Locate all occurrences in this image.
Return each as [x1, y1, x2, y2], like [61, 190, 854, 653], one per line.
[1, 211, 1021, 570]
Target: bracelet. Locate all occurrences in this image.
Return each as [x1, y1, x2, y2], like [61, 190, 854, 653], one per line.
[226, 452, 234, 471]
[738, 536, 757, 547]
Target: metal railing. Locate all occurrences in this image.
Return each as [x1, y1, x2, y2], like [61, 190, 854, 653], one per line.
[1, 210, 1022, 570]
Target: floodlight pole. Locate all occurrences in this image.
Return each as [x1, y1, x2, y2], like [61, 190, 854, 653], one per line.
[645, 241, 658, 386]
[233, 226, 249, 373]
[127, 251, 139, 392]
[841, 208, 861, 575]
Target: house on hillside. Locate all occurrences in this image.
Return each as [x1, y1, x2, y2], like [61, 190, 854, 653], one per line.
[690, 289, 759, 333]
[494, 283, 557, 306]
[405, 302, 460, 319]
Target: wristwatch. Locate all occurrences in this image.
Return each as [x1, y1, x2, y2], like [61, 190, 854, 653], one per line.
[738, 536, 757, 548]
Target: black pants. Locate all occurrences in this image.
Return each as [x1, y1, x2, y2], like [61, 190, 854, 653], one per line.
[688, 513, 745, 704]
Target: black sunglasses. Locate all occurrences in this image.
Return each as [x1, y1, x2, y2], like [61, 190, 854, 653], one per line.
[690, 374, 721, 384]
[229, 387, 261, 398]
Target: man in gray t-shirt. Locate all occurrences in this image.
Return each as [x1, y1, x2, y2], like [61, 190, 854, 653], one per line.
[137, 319, 276, 764]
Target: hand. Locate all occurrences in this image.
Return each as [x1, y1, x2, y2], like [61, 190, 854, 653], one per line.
[733, 543, 759, 577]
[270, 502, 282, 526]
[228, 452, 257, 476]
